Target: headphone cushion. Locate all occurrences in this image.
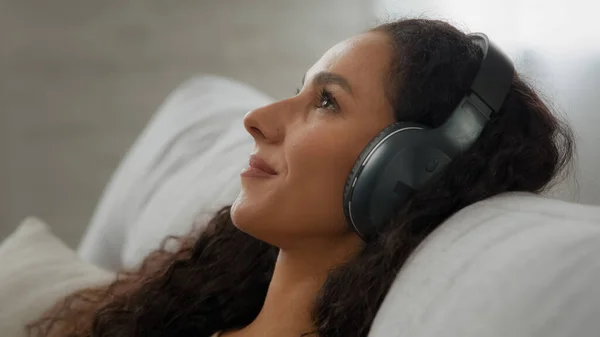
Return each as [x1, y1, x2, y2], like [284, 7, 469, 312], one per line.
[342, 122, 427, 225]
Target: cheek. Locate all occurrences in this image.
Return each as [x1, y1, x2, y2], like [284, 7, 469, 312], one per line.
[286, 125, 361, 208]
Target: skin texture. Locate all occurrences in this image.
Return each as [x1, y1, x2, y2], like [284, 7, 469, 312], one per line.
[228, 31, 396, 336]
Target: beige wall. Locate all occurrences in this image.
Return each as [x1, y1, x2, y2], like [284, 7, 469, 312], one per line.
[0, 0, 372, 246]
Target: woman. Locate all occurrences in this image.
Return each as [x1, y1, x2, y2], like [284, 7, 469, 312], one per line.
[31, 18, 573, 337]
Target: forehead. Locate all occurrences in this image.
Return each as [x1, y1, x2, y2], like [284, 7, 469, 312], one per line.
[306, 31, 392, 99]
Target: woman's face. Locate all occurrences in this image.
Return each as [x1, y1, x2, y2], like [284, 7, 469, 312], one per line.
[231, 31, 396, 249]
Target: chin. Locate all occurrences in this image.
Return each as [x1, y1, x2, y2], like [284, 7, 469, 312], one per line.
[231, 198, 291, 248]
[231, 196, 268, 238]
[229, 197, 246, 229]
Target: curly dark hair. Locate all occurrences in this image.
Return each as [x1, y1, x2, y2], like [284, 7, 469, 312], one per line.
[29, 18, 574, 337]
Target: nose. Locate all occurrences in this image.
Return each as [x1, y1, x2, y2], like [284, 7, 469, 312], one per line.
[243, 99, 290, 144]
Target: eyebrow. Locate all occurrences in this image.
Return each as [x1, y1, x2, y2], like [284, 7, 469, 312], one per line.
[302, 71, 354, 95]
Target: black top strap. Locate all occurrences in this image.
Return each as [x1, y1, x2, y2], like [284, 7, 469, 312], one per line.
[468, 33, 514, 114]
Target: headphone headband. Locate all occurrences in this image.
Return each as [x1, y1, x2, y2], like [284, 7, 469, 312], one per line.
[468, 33, 514, 117]
[430, 33, 515, 158]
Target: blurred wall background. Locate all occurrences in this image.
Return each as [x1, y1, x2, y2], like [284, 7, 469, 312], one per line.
[1, 0, 598, 246]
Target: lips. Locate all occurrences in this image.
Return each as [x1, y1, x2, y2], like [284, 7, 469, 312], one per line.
[248, 154, 278, 175]
[240, 154, 278, 179]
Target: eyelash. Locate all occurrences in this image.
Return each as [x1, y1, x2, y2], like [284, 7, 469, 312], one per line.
[295, 87, 339, 113]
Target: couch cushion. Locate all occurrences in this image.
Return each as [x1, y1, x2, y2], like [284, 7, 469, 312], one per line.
[77, 75, 273, 270]
[369, 192, 600, 337]
[0, 217, 114, 337]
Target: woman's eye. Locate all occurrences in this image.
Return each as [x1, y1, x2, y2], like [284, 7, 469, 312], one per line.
[317, 89, 338, 112]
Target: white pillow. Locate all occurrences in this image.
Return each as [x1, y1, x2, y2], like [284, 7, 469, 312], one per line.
[369, 192, 600, 337]
[77, 75, 274, 270]
[0, 217, 115, 337]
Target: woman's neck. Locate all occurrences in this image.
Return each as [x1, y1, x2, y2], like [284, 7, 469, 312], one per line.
[230, 234, 363, 337]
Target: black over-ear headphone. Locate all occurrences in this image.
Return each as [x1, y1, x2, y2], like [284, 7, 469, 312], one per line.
[343, 33, 514, 242]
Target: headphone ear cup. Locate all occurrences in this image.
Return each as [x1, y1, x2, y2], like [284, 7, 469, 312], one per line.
[343, 123, 402, 216]
[343, 122, 427, 239]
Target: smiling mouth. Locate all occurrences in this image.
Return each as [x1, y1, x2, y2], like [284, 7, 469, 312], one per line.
[241, 154, 278, 179]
